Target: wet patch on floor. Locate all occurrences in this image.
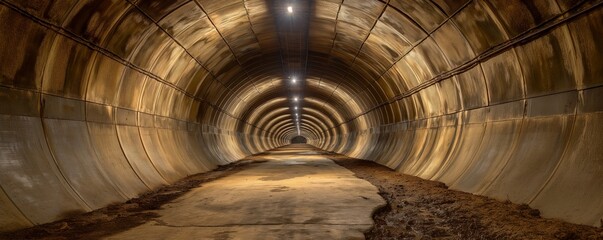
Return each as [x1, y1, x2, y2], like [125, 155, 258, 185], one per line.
[270, 186, 291, 192]
[212, 230, 235, 240]
[259, 170, 314, 181]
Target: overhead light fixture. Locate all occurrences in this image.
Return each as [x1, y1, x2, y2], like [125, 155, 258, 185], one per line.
[293, 97, 298, 101]
[294, 106, 298, 110]
[291, 77, 296, 83]
[287, 6, 293, 13]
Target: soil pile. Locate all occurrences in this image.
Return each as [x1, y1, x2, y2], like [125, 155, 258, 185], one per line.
[332, 157, 602, 240]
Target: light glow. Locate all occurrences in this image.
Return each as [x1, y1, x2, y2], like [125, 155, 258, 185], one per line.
[287, 6, 293, 13]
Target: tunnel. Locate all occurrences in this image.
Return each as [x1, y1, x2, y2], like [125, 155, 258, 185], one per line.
[0, 0, 602, 235]
[291, 136, 307, 144]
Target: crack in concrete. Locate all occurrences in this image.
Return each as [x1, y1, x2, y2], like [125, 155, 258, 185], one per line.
[153, 220, 372, 228]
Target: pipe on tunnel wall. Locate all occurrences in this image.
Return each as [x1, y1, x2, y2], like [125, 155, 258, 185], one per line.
[0, 0, 602, 232]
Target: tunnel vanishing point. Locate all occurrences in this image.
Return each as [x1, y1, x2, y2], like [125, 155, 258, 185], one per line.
[0, 0, 602, 232]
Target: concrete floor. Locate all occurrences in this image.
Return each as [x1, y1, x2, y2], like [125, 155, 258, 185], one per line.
[106, 145, 385, 240]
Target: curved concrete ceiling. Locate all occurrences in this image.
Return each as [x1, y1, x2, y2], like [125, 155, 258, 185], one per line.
[0, 0, 602, 231]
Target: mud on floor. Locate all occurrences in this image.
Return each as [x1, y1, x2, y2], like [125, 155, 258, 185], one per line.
[0, 159, 266, 240]
[331, 156, 603, 240]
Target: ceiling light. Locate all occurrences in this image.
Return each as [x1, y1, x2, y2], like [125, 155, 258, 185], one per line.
[293, 97, 298, 101]
[291, 77, 296, 83]
[287, 6, 293, 13]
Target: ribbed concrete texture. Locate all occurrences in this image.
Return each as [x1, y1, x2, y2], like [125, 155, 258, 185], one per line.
[0, 0, 602, 232]
[107, 145, 384, 239]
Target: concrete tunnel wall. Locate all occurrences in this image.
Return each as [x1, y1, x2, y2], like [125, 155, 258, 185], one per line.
[0, 0, 601, 232]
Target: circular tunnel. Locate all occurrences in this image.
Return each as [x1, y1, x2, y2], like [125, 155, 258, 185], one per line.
[0, 0, 602, 231]
[291, 136, 307, 144]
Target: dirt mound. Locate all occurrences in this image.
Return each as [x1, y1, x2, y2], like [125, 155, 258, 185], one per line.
[332, 157, 603, 240]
